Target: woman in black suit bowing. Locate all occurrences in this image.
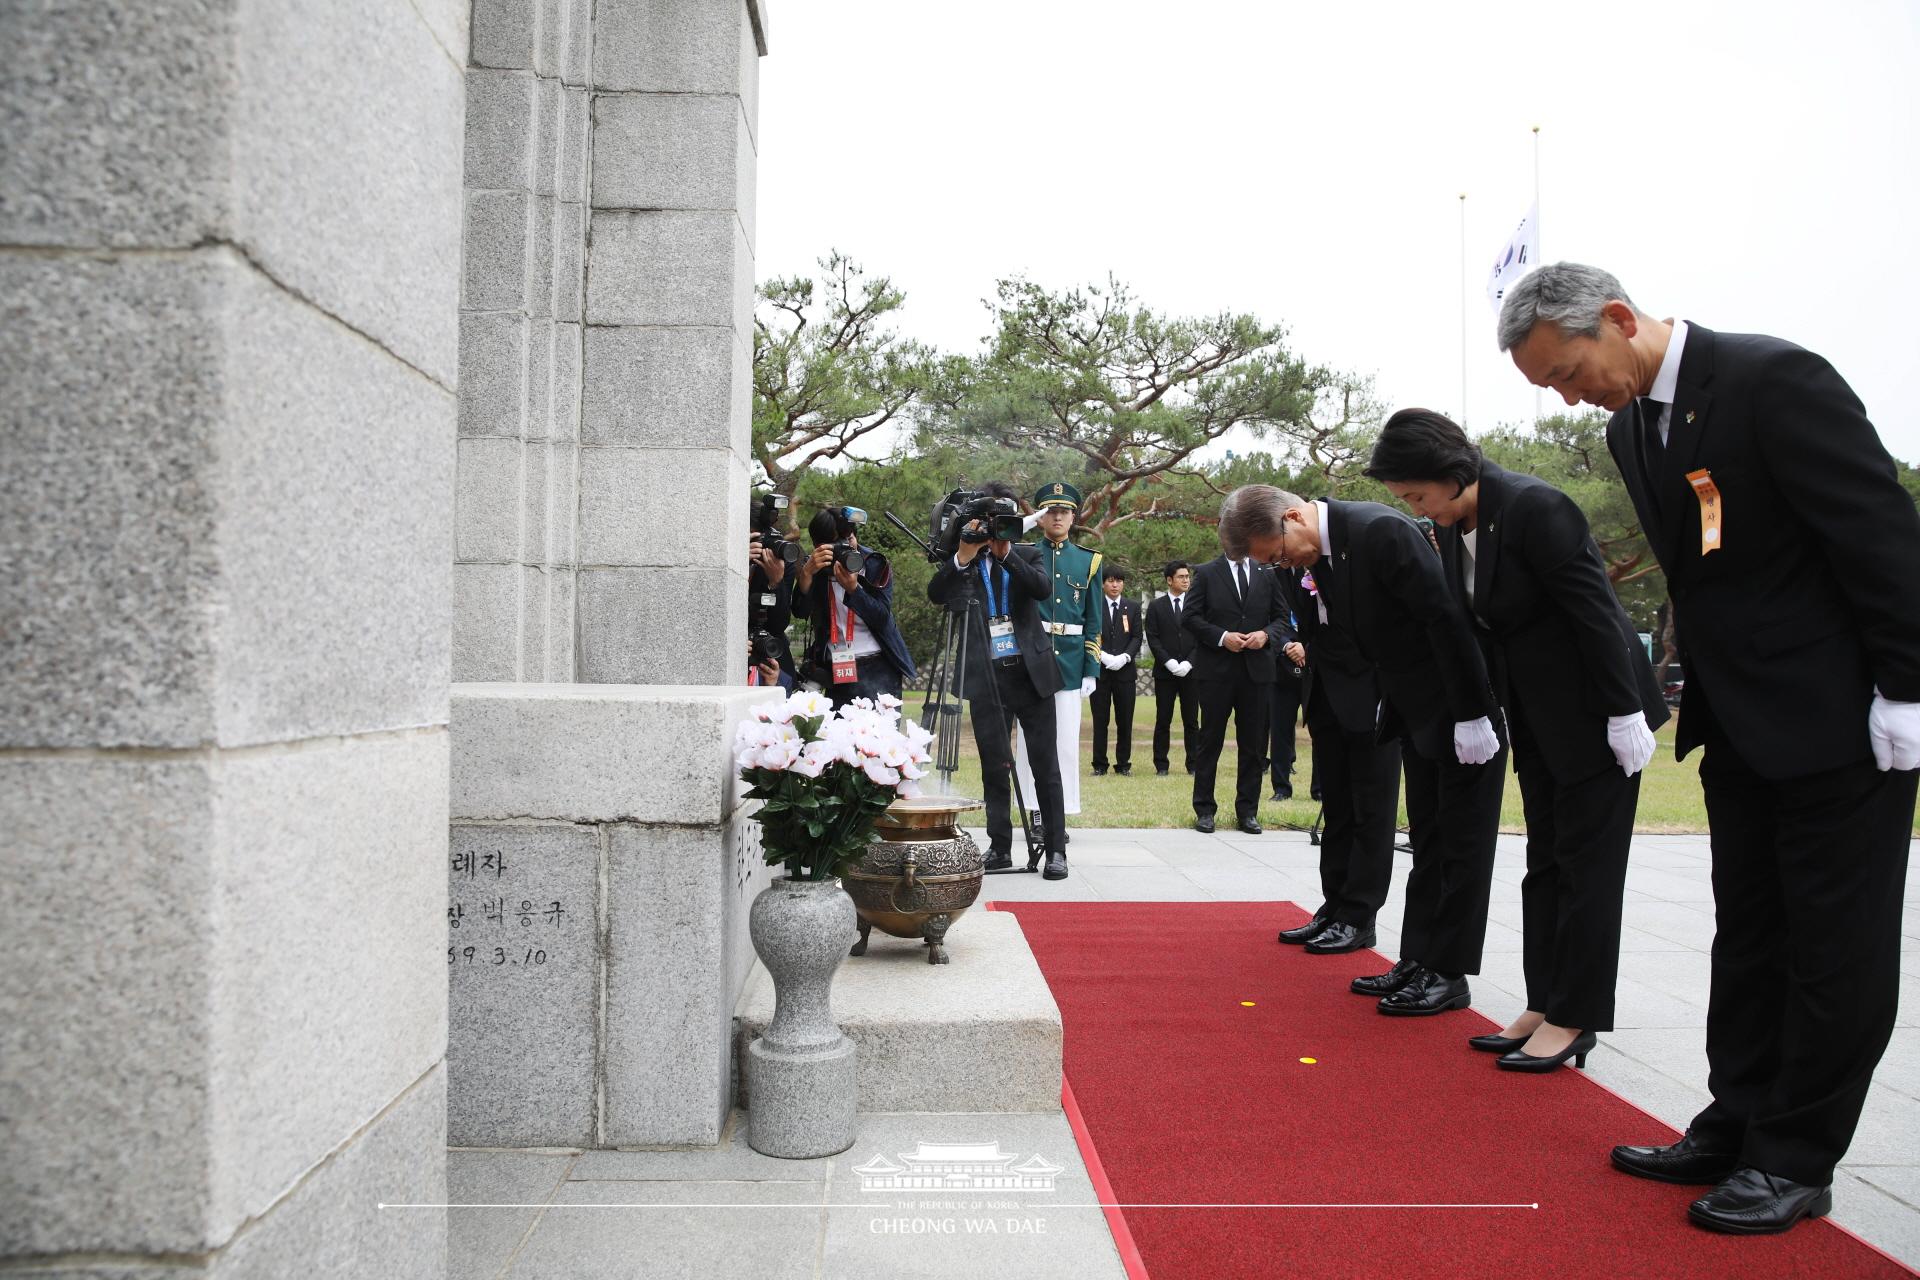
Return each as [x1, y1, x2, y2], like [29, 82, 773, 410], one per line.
[1366, 409, 1669, 1072]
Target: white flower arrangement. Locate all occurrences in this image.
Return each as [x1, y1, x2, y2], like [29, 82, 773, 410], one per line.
[734, 692, 936, 880]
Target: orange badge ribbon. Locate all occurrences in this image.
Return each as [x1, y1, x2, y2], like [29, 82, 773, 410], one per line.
[1686, 469, 1722, 555]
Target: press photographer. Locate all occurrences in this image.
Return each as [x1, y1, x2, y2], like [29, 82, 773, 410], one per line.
[925, 482, 1070, 880]
[747, 491, 799, 691]
[795, 505, 915, 706]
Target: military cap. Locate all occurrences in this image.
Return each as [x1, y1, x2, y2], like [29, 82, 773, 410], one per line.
[1034, 481, 1082, 511]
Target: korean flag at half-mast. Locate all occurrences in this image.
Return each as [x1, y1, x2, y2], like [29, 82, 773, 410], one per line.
[1485, 201, 1539, 313]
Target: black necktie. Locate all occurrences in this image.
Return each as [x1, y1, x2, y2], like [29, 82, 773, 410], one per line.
[1640, 398, 1667, 471]
[1235, 561, 1249, 599]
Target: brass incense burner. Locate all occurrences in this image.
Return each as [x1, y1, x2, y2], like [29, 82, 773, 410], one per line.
[843, 794, 985, 964]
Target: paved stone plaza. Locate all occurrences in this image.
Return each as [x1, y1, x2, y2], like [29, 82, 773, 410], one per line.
[449, 828, 1920, 1277]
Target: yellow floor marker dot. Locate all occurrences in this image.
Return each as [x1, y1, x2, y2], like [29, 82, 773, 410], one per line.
[1240, 1001, 1256, 1007]
[1299, 1057, 1318, 1064]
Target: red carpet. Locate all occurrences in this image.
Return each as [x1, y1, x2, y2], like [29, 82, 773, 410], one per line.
[997, 900, 1914, 1280]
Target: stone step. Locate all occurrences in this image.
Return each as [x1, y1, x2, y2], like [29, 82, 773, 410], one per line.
[733, 907, 1062, 1114]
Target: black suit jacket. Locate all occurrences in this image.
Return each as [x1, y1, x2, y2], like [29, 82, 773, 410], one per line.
[1316, 499, 1498, 759]
[1295, 573, 1381, 736]
[1096, 596, 1143, 673]
[926, 545, 1064, 701]
[1181, 556, 1295, 685]
[1435, 462, 1669, 781]
[1606, 323, 1920, 780]
[1145, 593, 1198, 687]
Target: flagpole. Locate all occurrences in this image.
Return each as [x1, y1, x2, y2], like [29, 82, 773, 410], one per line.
[1459, 192, 1468, 428]
[1532, 125, 1543, 423]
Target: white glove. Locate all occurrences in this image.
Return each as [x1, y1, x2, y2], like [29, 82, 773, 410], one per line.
[1606, 713, 1657, 777]
[1868, 690, 1920, 771]
[1080, 676, 1097, 697]
[1099, 652, 1126, 671]
[1170, 659, 1192, 677]
[1453, 716, 1500, 766]
[1021, 511, 1042, 533]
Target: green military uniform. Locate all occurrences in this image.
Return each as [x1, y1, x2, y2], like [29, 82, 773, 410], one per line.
[1015, 481, 1103, 817]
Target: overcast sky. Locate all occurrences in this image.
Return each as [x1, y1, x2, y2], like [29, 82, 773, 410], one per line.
[755, 0, 1920, 467]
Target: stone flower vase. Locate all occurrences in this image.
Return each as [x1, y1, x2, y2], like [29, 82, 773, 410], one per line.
[744, 875, 859, 1158]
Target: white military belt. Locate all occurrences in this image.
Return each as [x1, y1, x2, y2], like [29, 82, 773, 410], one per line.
[1043, 622, 1085, 636]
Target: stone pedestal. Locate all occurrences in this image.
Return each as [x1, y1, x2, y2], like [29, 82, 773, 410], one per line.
[449, 683, 774, 1147]
[0, 1, 462, 1272]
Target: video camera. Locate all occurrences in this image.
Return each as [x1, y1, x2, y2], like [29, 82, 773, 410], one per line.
[929, 489, 1024, 561]
[752, 491, 802, 567]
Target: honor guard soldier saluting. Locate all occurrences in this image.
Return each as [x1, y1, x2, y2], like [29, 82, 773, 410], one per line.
[1015, 481, 1104, 841]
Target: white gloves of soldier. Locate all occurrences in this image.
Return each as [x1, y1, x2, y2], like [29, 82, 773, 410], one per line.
[1606, 713, 1657, 777]
[1080, 676, 1098, 697]
[1868, 690, 1920, 771]
[1099, 651, 1129, 671]
[1453, 716, 1500, 766]
[1022, 511, 1042, 534]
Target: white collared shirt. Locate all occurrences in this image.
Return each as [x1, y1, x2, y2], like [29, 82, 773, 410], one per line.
[1642, 319, 1691, 444]
[1312, 500, 1333, 624]
[1217, 557, 1253, 646]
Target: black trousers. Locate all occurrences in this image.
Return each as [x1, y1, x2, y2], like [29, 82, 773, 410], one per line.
[1510, 701, 1638, 1032]
[825, 653, 903, 708]
[1153, 676, 1200, 772]
[1308, 702, 1402, 928]
[1270, 673, 1303, 788]
[1090, 669, 1137, 769]
[1192, 677, 1270, 821]
[1398, 737, 1506, 976]
[970, 664, 1067, 858]
[1686, 688, 1916, 1186]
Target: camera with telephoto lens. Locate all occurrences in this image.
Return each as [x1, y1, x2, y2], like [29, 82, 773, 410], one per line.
[928, 489, 1024, 560]
[752, 491, 802, 567]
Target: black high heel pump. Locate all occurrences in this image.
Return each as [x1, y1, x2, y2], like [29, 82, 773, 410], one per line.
[1496, 1030, 1598, 1073]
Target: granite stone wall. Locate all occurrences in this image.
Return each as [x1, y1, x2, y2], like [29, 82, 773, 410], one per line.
[0, 0, 463, 1273]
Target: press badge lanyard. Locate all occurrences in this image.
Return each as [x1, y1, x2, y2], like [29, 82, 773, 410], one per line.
[980, 560, 1019, 660]
[829, 591, 859, 684]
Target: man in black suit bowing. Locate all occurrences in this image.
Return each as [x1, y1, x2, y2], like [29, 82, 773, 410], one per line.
[1182, 494, 1296, 834]
[1145, 561, 1201, 775]
[926, 482, 1071, 880]
[1229, 485, 1508, 1016]
[1500, 263, 1920, 1234]
[1090, 566, 1143, 776]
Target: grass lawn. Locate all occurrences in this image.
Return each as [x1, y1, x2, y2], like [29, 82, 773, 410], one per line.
[923, 708, 1719, 834]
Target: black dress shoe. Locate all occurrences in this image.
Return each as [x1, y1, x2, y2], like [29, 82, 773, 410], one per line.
[981, 851, 1013, 872]
[1194, 814, 1216, 833]
[1270, 784, 1293, 802]
[1042, 851, 1069, 881]
[1236, 817, 1262, 835]
[1468, 1032, 1530, 1053]
[1688, 1168, 1833, 1235]
[1610, 1131, 1740, 1185]
[1351, 958, 1422, 996]
[1154, 766, 1169, 776]
[1496, 1030, 1596, 1072]
[1277, 913, 1331, 944]
[1305, 922, 1376, 954]
[1378, 969, 1470, 1016]
[1115, 764, 1131, 776]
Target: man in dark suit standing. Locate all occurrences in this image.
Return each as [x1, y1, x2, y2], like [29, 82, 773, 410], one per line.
[1182, 501, 1296, 835]
[1145, 561, 1200, 775]
[1232, 486, 1507, 1016]
[926, 484, 1070, 880]
[1274, 563, 1404, 956]
[1090, 566, 1143, 775]
[1499, 263, 1920, 1234]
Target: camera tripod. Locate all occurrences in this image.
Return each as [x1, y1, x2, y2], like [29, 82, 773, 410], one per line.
[885, 512, 1044, 873]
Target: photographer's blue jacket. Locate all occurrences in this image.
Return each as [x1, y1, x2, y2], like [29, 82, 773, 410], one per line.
[802, 547, 916, 683]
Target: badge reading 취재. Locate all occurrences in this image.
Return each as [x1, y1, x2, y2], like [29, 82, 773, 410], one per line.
[1686, 469, 1723, 555]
